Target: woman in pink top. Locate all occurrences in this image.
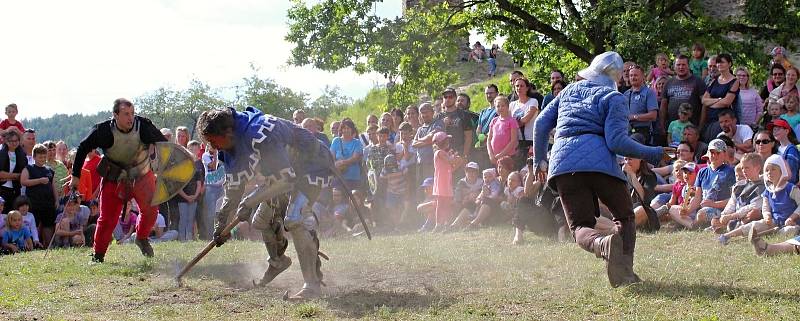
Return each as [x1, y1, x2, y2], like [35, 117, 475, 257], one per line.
[487, 95, 519, 165]
[432, 131, 462, 232]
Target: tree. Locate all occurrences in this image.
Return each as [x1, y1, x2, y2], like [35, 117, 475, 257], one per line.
[237, 64, 308, 119]
[307, 86, 353, 120]
[286, 0, 799, 106]
[135, 79, 227, 138]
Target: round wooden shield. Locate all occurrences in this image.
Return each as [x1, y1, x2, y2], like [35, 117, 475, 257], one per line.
[150, 142, 195, 205]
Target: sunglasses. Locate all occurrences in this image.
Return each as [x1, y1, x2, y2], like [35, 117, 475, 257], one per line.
[755, 139, 773, 145]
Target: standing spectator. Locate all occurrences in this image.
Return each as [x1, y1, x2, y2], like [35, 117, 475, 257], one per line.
[475, 84, 499, 169]
[769, 119, 800, 184]
[55, 141, 68, 165]
[176, 141, 204, 242]
[771, 46, 793, 70]
[292, 109, 306, 124]
[510, 77, 539, 166]
[780, 95, 800, 130]
[625, 65, 659, 143]
[44, 141, 68, 200]
[405, 105, 420, 133]
[365, 126, 394, 226]
[434, 88, 474, 168]
[391, 108, 405, 131]
[507, 71, 524, 102]
[412, 103, 440, 187]
[431, 132, 462, 233]
[175, 126, 190, 148]
[21, 128, 36, 163]
[769, 67, 800, 101]
[380, 113, 396, 143]
[0, 104, 25, 138]
[735, 67, 763, 127]
[20, 144, 57, 248]
[0, 131, 26, 212]
[330, 119, 363, 191]
[701, 54, 740, 141]
[761, 64, 786, 100]
[199, 145, 225, 241]
[542, 70, 565, 108]
[380, 154, 407, 228]
[80, 149, 101, 200]
[396, 122, 417, 203]
[717, 109, 754, 159]
[689, 43, 708, 79]
[360, 114, 379, 146]
[487, 96, 519, 165]
[660, 54, 707, 135]
[487, 44, 498, 77]
[705, 54, 719, 86]
[302, 118, 330, 147]
[544, 80, 567, 110]
[330, 120, 341, 139]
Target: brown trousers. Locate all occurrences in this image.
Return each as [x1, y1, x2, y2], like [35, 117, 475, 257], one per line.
[553, 172, 636, 257]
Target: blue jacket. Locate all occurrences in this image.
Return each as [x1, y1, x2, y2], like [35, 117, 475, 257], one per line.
[779, 144, 800, 184]
[533, 80, 663, 186]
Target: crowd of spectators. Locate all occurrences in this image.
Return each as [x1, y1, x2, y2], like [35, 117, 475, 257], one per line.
[3, 44, 800, 258]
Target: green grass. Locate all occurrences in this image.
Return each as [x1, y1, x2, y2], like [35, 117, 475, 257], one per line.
[1, 227, 799, 320]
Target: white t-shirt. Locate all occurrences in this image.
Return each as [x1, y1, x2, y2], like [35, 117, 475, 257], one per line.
[395, 143, 417, 170]
[729, 125, 754, 145]
[510, 98, 539, 141]
[3, 152, 15, 188]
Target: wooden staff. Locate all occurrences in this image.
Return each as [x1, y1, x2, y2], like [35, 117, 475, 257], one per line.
[174, 218, 240, 285]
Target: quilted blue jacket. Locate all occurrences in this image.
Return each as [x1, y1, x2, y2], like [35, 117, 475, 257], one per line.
[533, 80, 663, 186]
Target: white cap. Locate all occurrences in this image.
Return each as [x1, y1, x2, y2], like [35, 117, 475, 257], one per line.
[465, 162, 479, 170]
[577, 51, 624, 89]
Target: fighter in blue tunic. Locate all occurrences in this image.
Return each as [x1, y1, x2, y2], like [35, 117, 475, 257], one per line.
[197, 107, 333, 299]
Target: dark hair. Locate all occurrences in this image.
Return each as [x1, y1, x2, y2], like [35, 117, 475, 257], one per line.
[771, 63, 787, 74]
[674, 54, 689, 63]
[486, 84, 499, 93]
[513, 77, 536, 98]
[5, 103, 17, 111]
[340, 119, 359, 136]
[32, 144, 47, 156]
[3, 130, 20, 141]
[718, 108, 737, 119]
[196, 108, 235, 138]
[457, 93, 471, 106]
[43, 140, 56, 149]
[112, 98, 133, 114]
[377, 126, 391, 135]
[678, 141, 694, 152]
[753, 129, 779, 154]
[683, 124, 699, 134]
[390, 108, 404, 121]
[13, 195, 30, 210]
[716, 53, 733, 64]
[551, 69, 564, 78]
[717, 135, 735, 148]
[511, 70, 524, 77]
[551, 80, 567, 92]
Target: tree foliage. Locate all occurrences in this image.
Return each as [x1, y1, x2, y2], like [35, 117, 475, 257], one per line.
[286, 0, 800, 108]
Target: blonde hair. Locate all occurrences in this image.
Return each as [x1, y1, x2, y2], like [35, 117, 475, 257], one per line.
[672, 160, 687, 174]
[735, 67, 751, 89]
[7, 210, 22, 222]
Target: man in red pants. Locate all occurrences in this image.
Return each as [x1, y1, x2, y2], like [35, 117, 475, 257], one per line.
[70, 98, 167, 263]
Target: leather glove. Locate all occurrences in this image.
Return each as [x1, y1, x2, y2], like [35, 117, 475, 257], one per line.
[213, 221, 230, 247]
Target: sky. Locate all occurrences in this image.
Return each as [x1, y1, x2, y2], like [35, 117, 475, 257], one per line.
[0, 0, 404, 120]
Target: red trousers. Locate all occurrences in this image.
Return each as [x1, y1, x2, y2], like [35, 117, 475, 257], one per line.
[93, 171, 158, 255]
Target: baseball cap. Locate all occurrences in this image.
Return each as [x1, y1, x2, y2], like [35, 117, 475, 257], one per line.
[465, 162, 479, 170]
[681, 162, 697, 173]
[703, 139, 727, 159]
[432, 131, 451, 143]
[767, 119, 792, 132]
[421, 177, 434, 187]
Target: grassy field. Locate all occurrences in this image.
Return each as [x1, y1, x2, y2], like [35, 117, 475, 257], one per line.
[1, 227, 799, 320]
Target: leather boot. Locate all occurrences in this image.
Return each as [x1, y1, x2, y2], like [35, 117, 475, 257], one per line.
[592, 234, 627, 287]
[258, 256, 292, 287]
[134, 238, 154, 257]
[288, 227, 322, 299]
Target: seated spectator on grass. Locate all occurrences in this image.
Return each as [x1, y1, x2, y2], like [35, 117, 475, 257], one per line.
[53, 196, 85, 248]
[128, 211, 177, 244]
[682, 125, 707, 164]
[501, 171, 524, 212]
[450, 162, 483, 228]
[349, 190, 374, 236]
[468, 41, 486, 62]
[752, 130, 777, 163]
[1, 210, 32, 254]
[624, 155, 659, 228]
[112, 201, 137, 243]
[318, 188, 352, 237]
[720, 154, 800, 245]
[749, 228, 800, 256]
[714, 153, 766, 242]
[0, 197, 5, 232]
[416, 178, 437, 232]
[677, 139, 736, 230]
[657, 161, 697, 223]
[769, 119, 800, 184]
[716, 109, 753, 161]
[83, 200, 99, 247]
[13, 196, 41, 249]
[651, 141, 698, 209]
[464, 168, 503, 229]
